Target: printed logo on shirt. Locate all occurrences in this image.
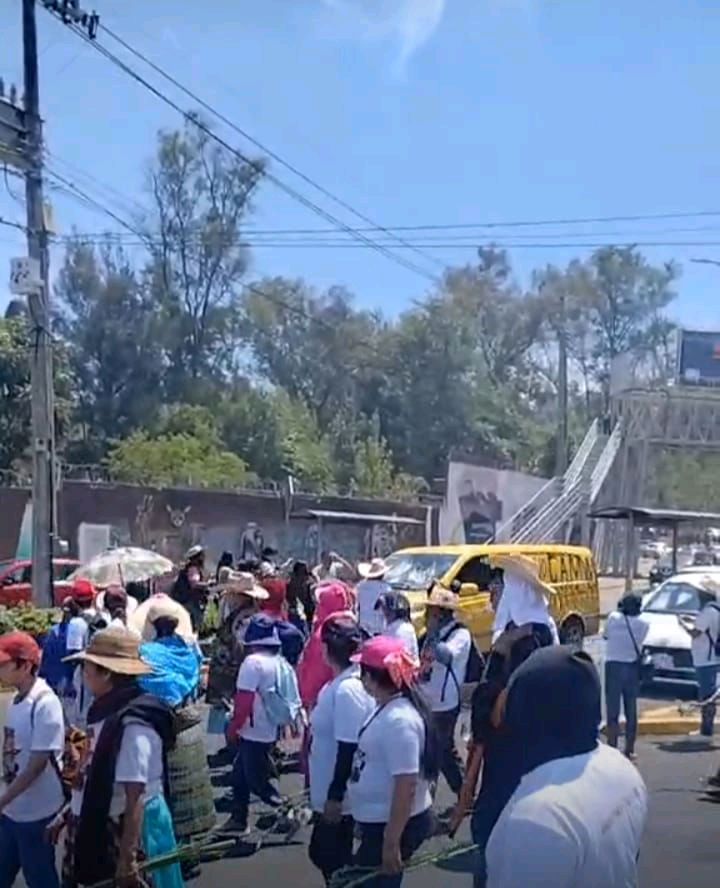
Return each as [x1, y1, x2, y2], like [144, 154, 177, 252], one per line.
[350, 748, 367, 784]
[2, 728, 19, 784]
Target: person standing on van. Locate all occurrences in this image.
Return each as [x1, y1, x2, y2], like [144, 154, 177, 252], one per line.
[348, 636, 437, 888]
[677, 576, 720, 738]
[308, 616, 375, 883]
[604, 594, 649, 760]
[418, 585, 472, 799]
[489, 555, 559, 644]
[0, 632, 64, 888]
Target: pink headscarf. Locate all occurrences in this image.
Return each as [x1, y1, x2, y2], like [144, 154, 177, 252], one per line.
[296, 580, 355, 709]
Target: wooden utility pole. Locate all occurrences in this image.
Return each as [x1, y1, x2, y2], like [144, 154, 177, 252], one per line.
[23, 0, 54, 607]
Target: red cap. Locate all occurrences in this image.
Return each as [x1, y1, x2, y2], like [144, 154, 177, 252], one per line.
[71, 577, 97, 603]
[0, 631, 41, 667]
[351, 635, 407, 669]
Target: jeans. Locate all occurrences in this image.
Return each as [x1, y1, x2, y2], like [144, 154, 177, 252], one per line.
[696, 664, 719, 737]
[231, 738, 282, 828]
[355, 808, 433, 888]
[605, 660, 640, 755]
[308, 814, 355, 883]
[0, 814, 60, 888]
[433, 708, 463, 795]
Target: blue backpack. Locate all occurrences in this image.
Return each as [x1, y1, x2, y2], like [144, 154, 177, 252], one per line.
[260, 657, 302, 728]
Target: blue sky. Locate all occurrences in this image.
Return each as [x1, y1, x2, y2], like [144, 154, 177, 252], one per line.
[2, 0, 720, 327]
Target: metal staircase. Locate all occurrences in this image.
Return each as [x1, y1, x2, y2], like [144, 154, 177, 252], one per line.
[494, 419, 623, 545]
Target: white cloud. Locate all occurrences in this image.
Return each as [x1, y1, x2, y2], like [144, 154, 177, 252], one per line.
[320, 0, 447, 68]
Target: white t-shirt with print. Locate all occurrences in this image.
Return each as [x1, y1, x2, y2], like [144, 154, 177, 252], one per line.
[691, 603, 720, 668]
[348, 697, 432, 824]
[422, 624, 472, 712]
[486, 744, 647, 888]
[70, 719, 164, 817]
[309, 666, 375, 814]
[3, 678, 65, 822]
[384, 619, 419, 660]
[604, 612, 650, 663]
[357, 579, 390, 635]
[236, 651, 280, 743]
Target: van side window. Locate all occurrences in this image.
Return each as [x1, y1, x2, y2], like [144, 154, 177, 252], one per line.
[456, 557, 492, 588]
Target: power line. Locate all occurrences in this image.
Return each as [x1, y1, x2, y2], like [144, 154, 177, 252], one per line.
[43, 14, 441, 287]
[98, 21, 447, 276]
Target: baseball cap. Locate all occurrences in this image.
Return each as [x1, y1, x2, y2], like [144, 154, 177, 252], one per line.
[71, 577, 97, 603]
[0, 631, 41, 667]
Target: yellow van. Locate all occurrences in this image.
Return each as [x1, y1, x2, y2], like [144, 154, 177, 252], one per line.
[382, 543, 600, 651]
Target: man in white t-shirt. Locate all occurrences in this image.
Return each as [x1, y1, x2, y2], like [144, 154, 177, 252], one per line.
[486, 646, 647, 888]
[226, 614, 287, 833]
[678, 578, 720, 738]
[418, 585, 471, 799]
[356, 558, 391, 635]
[0, 631, 64, 888]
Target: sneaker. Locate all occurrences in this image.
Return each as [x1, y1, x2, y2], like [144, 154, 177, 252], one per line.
[222, 817, 251, 837]
[625, 751, 638, 764]
[687, 730, 713, 741]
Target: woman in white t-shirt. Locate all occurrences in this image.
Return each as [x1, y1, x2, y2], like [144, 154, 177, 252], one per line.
[308, 615, 375, 883]
[348, 635, 437, 888]
[59, 627, 182, 888]
[376, 593, 419, 660]
[604, 594, 649, 760]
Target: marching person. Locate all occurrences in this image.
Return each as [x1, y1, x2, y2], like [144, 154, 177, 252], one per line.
[348, 636, 437, 888]
[356, 558, 391, 636]
[418, 584, 471, 800]
[0, 631, 64, 888]
[604, 593, 649, 760]
[485, 647, 648, 888]
[376, 593, 419, 660]
[60, 627, 182, 888]
[677, 576, 720, 739]
[489, 555, 559, 644]
[173, 545, 207, 631]
[308, 615, 374, 883]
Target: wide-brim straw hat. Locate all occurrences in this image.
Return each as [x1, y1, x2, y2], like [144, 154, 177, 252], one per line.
[63, 626, 152, 675]
[426, 582, 459, 610]
[358, 558, 388, 580]
[490, 553, 554, 598]
[698, 575, 720, 597]
[128, 593, 195, 642]
[215, 567, 269, 601]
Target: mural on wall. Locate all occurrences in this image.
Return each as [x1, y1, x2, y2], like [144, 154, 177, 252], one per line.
[439, 462, 548, 544]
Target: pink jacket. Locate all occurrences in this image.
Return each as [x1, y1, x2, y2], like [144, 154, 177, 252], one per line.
[296, 580, 355, 709]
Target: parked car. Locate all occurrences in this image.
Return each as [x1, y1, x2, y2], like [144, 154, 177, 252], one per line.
[640, 568, 720, 686]
[0, 558, 81, 607]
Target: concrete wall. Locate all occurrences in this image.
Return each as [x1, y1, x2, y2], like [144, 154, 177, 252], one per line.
[0, 482, 429, 566]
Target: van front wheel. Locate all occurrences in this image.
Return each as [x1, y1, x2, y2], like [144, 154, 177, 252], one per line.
[560, 617, 585, 652]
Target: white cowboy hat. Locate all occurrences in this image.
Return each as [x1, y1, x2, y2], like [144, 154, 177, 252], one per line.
[216, 567, 269, 601]
[698, 575, 720, 598]
[489, 553, 554, 598]
[128, 592, 195, 642]
[358, 557, 388, 580]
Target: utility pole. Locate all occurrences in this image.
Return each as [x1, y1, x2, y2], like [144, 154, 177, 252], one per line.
[23, 0, 54, 607]
[555, 289, 569, 477]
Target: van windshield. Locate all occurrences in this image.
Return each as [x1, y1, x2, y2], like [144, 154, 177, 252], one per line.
[383, 552, 459, 591]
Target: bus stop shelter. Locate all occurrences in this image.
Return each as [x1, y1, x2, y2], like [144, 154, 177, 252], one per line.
[588, 505, 720, 592]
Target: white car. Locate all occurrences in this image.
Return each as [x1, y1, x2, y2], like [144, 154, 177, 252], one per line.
[641, 568, 720, 685]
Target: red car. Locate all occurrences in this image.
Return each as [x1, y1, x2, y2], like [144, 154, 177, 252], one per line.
[0, 558, 81, 607]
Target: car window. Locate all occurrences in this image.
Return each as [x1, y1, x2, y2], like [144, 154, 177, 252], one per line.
[455, 557, 492, 589]
[644, 581, 703, 613]
[383, 552, 459, 591]
[53, 562, 76, 581]
[1, 565, 26, 585]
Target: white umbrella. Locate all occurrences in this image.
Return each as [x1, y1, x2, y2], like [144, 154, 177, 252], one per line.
[68, 547, 175, 589]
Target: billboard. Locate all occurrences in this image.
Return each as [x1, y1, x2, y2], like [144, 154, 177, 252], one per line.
[677, 330, 720, 387]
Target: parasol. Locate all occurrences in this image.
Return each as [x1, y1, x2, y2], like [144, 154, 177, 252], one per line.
[68, 547, 175, 589]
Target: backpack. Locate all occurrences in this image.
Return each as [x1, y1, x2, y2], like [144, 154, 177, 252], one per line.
[38, 623, 69, 690]
[437, 621, 485, 700]
[260, 657, 303, 729]
[30, 691, 85, 803]
[706, 603, 720, 658]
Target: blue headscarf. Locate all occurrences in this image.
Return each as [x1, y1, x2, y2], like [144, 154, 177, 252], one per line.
[138, 635, 201, 706]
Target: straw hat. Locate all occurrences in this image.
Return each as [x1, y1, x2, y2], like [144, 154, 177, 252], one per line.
[128, 593, 195, 642]
[698, 575, 720, 597]
[490, 553, 554, 598]
[63, 626, 152, 675]
[215, 567, 269, 600]
[426, 583, 459, 611]
[358, 557, 388, 580]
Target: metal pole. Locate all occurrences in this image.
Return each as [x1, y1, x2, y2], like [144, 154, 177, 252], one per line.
[23, 0, 54, 606]
[555, 290, 569, 476]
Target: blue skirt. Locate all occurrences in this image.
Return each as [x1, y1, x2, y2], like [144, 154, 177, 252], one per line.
[142, 795, 184, 888]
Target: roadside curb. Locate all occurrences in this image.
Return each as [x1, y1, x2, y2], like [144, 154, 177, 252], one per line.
[603, 705, 701, 737]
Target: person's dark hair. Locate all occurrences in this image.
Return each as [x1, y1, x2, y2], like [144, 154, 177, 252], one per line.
[64, 598, 81, 618]
[321, 615, 363, 667]
[361, 664, 439, 781]
[618, 593, 642, 617]
[104, 589, 127, 619]
[216, 552, 234, 582]
[489, 567, 504, 584]
[153, 615, 179, 638]
[13, 658, 38, 676]
[291, 560, 309, 578]
[237, 558, 260, 574]
[376, 592, 411, 623]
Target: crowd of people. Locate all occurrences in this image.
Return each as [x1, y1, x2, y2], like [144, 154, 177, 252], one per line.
[0, 544, 656, 887]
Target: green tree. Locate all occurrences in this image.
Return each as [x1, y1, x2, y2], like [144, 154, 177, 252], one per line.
[272, 391, 336, 492]
[107, 430, 248, 489]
